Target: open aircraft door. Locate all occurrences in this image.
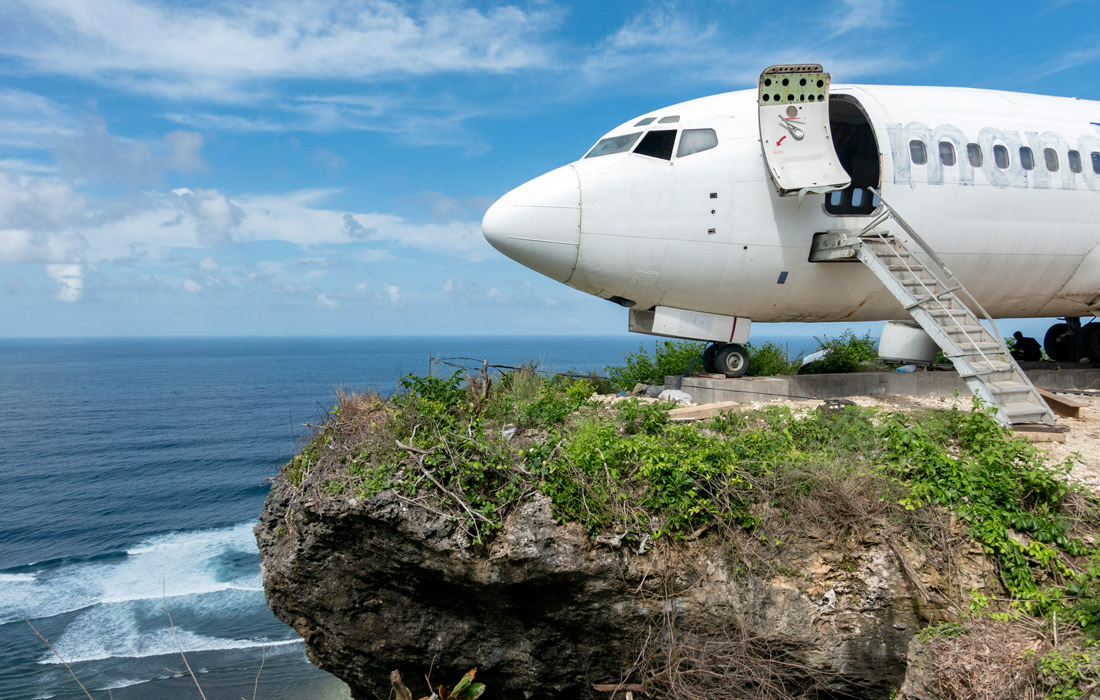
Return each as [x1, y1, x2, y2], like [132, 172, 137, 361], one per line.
[758, 64, 851, 197]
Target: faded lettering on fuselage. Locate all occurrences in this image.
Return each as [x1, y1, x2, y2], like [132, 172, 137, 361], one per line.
[885, 123, 1100, 191]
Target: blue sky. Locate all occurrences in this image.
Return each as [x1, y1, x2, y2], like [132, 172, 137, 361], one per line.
[0, 0, 1097, 338]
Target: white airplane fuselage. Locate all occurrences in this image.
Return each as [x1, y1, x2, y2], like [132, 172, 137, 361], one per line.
[482, 83, 1100, 337]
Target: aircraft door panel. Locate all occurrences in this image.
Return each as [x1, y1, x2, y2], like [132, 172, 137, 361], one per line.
[758, 64, 851, 197]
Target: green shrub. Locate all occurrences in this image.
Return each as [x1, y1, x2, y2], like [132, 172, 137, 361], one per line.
[745, 341, 799, 376]
[605, 340, 706, 389]
[800, 330, 879, 374]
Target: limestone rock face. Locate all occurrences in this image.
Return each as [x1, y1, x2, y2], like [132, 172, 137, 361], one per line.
[256, 482, 998, 699]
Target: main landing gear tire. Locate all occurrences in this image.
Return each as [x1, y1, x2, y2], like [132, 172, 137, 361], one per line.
[1084, 324, 1100, 364]
[715, 343, 749, 378]
[1044, 323, 1073, 362]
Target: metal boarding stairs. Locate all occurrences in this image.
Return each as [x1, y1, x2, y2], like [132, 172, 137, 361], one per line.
[809, 188, 1056, 427]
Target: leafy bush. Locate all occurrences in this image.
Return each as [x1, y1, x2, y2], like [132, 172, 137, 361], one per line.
[800, 330, 879, 374]
[605, 340, 705, 389]
[745, 341, 800, 376]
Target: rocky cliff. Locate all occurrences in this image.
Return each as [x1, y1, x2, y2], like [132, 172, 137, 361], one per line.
[256, 483, 997, 699]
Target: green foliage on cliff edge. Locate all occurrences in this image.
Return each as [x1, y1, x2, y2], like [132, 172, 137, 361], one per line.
[280, 371, 1100, 696]
[284, 372, 1100, 638]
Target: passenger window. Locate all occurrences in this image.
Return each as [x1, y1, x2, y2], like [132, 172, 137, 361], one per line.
[909, 140, 927, 165]
[994, 145, 1009, 169]
[851, 188, 864, 207]
[1069, 150, 1082, 173]
[585, 132, 642, 158]
[634, 130, 677, 160]
[939, 142, 956, 166]
[1094, 152, 1100, 174]
[1020, 147, 1035, 170]
[967, 143, 982, 167]
[676, 128, 718, 157]
[1044, 148, 1059, 172]
[634, 117, 656, 127]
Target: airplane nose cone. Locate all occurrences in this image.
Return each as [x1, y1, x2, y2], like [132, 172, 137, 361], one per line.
[482, 164, 580, 283]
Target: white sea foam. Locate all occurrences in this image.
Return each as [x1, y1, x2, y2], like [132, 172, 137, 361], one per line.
[0, 573, 35, 583]
[0, 522, 263, 625]
[96, 678, 149, 691]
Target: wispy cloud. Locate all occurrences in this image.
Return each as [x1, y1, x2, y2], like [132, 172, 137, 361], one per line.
[56, 113, 206, 184]
[0, 89, 78, 149]
[830, 0, 895, 37]
[0, 0, 561, 102]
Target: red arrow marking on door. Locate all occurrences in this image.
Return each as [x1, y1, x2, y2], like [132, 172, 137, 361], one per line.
[776, 135, 787, 146]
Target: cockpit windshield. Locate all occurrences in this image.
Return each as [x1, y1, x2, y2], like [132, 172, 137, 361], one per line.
[585, 132, 642, 158]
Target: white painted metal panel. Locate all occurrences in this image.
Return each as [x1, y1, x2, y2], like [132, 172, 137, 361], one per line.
[629, 306, 751, 344]
[758, 65, 851, 196]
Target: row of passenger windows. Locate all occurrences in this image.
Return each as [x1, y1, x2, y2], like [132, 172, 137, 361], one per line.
[909, 139, 1100, 175]
[585, 128, 719, 160]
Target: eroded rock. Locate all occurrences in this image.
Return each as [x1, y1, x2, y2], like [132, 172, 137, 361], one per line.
[257, 481, 999, 699]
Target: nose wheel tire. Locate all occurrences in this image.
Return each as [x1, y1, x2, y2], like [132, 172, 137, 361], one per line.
[715, 343, 749, 378]
[702, 343, 720, 374]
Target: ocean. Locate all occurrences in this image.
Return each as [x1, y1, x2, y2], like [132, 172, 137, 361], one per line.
[0, 335, 815, 699]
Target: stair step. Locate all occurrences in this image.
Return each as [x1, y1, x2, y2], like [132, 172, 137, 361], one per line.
[957, 341, 1003, 352]
[1000, 401, 1051, 421]
[987, 381, 1037, 403]
[988, 380, 1031, 394]
[929, 309, 970, 318]
[958, 359, 1014, 375]
[944, 325, 986, 335]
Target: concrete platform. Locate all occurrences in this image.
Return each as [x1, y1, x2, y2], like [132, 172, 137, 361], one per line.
[669, 369, 1100, 406]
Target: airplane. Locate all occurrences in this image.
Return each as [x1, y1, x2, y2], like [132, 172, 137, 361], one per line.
[481, 64, 1100, 425]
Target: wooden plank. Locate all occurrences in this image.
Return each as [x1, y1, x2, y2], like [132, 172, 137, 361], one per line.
[668, 401, 746, 421]
[1012, 424, 1069, 442]
[1037, 388, 1085, 419]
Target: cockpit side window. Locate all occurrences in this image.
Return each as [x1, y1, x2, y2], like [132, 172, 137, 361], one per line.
[585, 132, 642, 158]
[677, 129, 718, 157]
[634, 130, 677, 160]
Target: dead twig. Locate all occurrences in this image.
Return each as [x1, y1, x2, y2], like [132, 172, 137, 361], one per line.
[252, 644, 266, 700]
[163, 586, 208, 700]
[24, 618, 96, 700]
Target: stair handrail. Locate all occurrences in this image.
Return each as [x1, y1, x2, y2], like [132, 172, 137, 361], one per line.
[865, 188, 1008, 355]
[858, 232, 1001, 370]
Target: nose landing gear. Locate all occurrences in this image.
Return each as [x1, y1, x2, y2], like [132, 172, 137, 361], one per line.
[703, 342, 749, 378]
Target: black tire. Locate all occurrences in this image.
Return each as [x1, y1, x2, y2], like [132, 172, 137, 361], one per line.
[715, 343, 749, 378]
[1044, 323, 1074, 362]
[1084, 324, 1100, 364]
[702, 343, 720, 373]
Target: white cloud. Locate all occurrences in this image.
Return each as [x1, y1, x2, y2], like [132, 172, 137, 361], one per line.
[170, 188, 244, 245]
[383, 283, 401, 306]
[0, 0, 559, 102]
[0, 172, 87, 232]
[441, 278, 454, 293]
[0, 159, 55, 175]
[0, 229, 87, 263]
[0, 88, 76, 148]
[182, 278, 202, 293]
[45, 263, 83, 301]
[311, 148, 346, 170]
[57, 114, 206, 184]
[317, 292, 339, 308]
[831, 0, 895, 37]
[198, 256, 218, 271]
